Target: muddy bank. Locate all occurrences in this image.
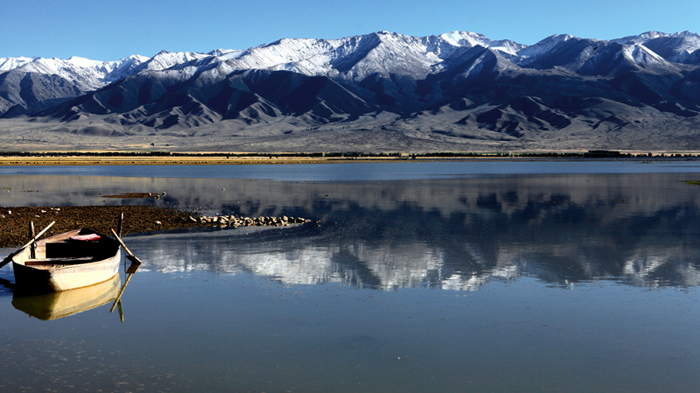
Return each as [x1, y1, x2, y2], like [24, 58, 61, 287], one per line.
[0, 205, 316, 248]
[0, 206, 201, 248]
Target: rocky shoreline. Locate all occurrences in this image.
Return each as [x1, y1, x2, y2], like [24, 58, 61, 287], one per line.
[0, 205, 313, 248]
[192, 214, 313, 228]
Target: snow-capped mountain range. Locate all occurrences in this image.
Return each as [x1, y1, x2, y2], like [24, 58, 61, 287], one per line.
[2, 30, 697, 90]
[0, 31, 520, 90]
[1, 30, 700, 152]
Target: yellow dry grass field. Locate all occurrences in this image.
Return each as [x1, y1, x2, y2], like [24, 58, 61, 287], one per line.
[0, 156, 407, 166]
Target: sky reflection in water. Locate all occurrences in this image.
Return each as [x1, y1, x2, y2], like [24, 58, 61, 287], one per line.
[3, 160, 700, 180]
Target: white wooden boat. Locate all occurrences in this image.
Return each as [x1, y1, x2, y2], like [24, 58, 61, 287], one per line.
[10, 228, 123, 292]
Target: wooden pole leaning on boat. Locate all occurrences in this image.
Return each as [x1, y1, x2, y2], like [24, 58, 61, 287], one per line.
[0, 221, 55, 269]
[21, 221, 55, 250]
[110, 228, 142, 265]
[29, 221, 36, 259]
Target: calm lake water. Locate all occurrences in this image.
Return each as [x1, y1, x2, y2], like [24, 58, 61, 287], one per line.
[1, 161, 700, 392]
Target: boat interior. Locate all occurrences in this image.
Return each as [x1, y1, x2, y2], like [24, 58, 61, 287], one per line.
[20, 229, 119, 268]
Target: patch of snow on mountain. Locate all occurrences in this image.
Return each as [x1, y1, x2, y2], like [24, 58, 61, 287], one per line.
[66, 56, 101, 68]
[336, 32, 437, 80]
[438, 31, 524, 57]
[102, 55, 150, 82]
[0, 56, 35, 71]
[612, 31, 700, 63]
[195, 63, 238, 84]
[623, 44, 672, 70]
[209, 49, 242, 57]
[214, 50, 245, 61]
[613, 31, 666, 45]
[665, 33, 700, 59]
[11, 57, 112, 90]
[516, 34, 575, 60]
[439, 31, 491, 47]
[139, 51, 210, 72]
[489, 40, 526, 58]
[0, 54, 151, 91]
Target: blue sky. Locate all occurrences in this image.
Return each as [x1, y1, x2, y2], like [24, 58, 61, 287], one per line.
[2, 0, 697, 61]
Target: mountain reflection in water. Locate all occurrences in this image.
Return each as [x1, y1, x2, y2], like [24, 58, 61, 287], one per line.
[112, 172, 700, 290]
[2, 165, 700, 393]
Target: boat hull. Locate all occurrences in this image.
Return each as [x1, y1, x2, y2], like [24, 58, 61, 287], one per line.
[11, 229, 123, 292]
[12, 251, 122, 292]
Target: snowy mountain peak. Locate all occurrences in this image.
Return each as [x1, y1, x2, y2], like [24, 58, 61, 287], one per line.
[535, 34, 576, 46]
[516, 33, 583, 61]
[638, 31, 666, 40]
[0, 56, 36, 71]
[138, 50, 210, 72]
[439, 31, 490, 47]
[209, 49, 241, 57]
[674, 30, 700, 38]
[66, 56, 100, 67]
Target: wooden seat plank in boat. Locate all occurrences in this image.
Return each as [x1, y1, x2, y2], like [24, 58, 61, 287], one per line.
[24, 256, 95, 267]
